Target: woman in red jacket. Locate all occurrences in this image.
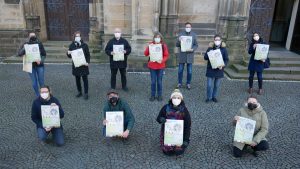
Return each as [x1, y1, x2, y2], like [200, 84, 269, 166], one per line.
[144, 33, 169, 101]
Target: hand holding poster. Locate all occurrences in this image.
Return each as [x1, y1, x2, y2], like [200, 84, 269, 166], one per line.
[24, 44, 41, 62]
[41, 105, 60, 128]
[113, 45, 125, 61]
[255, 44, 269, 60]
[149, 44, 163, 62]
[106, 111, 124, 137]
[207, 49, 225, 69]
[70, 48, 87, 67]
[234, 116, 256, 144]
[180, 36, 193, 52]
[164, 119, 184, 146]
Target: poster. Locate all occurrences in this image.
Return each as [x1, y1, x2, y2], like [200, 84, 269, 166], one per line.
[255, 44, 269, 60]
[234, 116, 256, 144]
[106, 111, 124, 137]
[41, 105, 60, 128]
[113, 45, 124, 61]
[24, 44, 41, 63]
[180, 36, 193, 52]
[149, 44, 163, 62]
[164, 119, 184, 146]
[207, 49, 225, 69]
[22, 55, 32, 73]
[71, 48, 87, 67]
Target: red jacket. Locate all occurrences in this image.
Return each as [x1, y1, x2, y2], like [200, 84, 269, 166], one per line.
[144, 42, 169, 70]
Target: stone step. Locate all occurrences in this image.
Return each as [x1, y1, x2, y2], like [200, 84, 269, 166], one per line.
[242, 60, 300, 67]
[232, 64, 300, 74]
[225, 67, 300, 81]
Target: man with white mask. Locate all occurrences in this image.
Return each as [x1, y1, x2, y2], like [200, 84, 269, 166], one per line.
[105, 28, 132, 91]
[31, 86, 65, 146]
[176, 22, 198, 90]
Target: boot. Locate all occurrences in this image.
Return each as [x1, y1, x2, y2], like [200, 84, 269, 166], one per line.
[258, 89, 263, 95]
[248, 88, 253, 94]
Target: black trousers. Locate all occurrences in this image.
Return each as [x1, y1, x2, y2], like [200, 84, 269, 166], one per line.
[111, 68, 127, 89]
[233, 140, 269, 157]
[75, 75, 88, 94]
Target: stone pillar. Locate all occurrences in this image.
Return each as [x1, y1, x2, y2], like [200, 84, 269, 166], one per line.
[217, 0, 251, 63]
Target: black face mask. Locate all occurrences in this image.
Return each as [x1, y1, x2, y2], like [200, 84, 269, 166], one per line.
[30, 36, 37, 41]
[248, 103, 257, 110]
[109, 97, 118, 104]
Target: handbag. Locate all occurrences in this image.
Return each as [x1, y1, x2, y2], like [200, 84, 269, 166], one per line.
[264, 57, 271, 69]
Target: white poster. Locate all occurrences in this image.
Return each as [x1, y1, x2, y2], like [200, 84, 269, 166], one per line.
[164, 119, 184, 146]
[255, 44, 269, 60]
[234, 116, 256, 144]
[106, 111, 124, 137]
[41, 105, 60, 128]
[149, 44, 163, 62]
[24, 44, 41, 63]
[22, 55, 32, 73]
[71, 48, 87, 68]
[113, 45, 124, 61]
[207, 49, 225, 69]
[180, 36, 193, 52]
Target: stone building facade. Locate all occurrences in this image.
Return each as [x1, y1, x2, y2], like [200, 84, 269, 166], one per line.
[0, 0, 299, 69]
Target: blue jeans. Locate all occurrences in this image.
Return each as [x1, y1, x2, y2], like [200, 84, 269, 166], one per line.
[37, 127, 64, 146]
[206, 77, 222, 100]
[249, 71, 263, 89]
[28, 66, 45, 96]
[150, 69, 164, 97]
[178, 63, 192, 85]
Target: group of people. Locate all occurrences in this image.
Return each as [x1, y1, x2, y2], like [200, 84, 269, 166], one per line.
[17, 22, 270, 157]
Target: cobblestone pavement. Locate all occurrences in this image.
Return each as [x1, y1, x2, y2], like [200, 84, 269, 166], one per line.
[0, 64, 299, 169]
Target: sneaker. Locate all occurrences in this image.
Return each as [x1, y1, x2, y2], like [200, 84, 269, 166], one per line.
[205, 99, 210, 103]
[76, 92, 82, 98]
[149, 96, 155, 102]
[122, 87, 129, 92]
[84, 94, 89, 100]
[212, 98, 218, 103]
[186, 84, 191, 90]
[257, 89, 263, 95]
[177, 84, 182, 88]
[157, 96, 163, 101]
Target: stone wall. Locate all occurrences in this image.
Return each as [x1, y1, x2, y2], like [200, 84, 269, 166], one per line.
[0, 0, 25, 29]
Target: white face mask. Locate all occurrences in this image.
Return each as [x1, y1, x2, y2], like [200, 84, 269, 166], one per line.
[185, 27, 191, 33]
[41, 93, 49, 100]
[154, 38, 161, 43]
[253, 36, 259, 41]
[214, 40, 221, 46]
[114, 33, 121, 39]
[172, 98, 181, 106]
[75, 37, 81, 42]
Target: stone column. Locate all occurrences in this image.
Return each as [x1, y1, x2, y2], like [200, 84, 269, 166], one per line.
[217, 0, 251, 63]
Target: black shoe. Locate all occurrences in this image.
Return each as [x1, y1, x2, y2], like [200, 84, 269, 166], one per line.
[157, 96, 163, 101]
[212, 98, 218, 103]
[205, 99, 210, 103]
[76, 93, 82, 98]
[149, 96, 155, 102]
[84, 94, 88, 100]
[122, 87, 129, 92]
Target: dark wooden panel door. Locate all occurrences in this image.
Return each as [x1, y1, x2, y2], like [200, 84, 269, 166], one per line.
[247, 0, 277, 43]
[291, 2, 300, 54]
[45, 0, 89, 41]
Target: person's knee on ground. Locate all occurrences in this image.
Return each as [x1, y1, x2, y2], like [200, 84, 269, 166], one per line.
[255, 140, 269, 151]
[233, 146, 243, 158]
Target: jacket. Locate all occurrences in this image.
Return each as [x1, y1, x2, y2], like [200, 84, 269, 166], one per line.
[233, 104, 269, 150]
[204, 42, 229, 78]
[31, 96, 64, 129]
[18, 39, 46, 68]
[176, 31, 198, 64]
[67, 41, 90, 76]
[248, 39, 265, 72]
[105, 37, 132, 69]
[144, 42, 169, 70]
[102, 98, 135, 131]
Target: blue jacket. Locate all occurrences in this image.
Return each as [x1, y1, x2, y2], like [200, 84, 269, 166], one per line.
[31, 96, 64, 128]
[248, 39, 265, 72]
[204, 42, 229, 78]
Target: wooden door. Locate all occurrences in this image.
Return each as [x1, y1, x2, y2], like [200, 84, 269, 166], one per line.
[45, 0, 90, 41]
[247, 0, 277, 43]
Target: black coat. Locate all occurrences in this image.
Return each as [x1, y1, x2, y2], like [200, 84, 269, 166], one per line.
[248, 38, 265, 72]
[105, 37, 131, 69]
[18, 39, 46, 68]
[67, 41, 90, 76]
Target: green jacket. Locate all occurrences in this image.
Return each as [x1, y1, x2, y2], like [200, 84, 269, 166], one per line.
[233, 104, 269, 150]
[102, 98, 135, 131]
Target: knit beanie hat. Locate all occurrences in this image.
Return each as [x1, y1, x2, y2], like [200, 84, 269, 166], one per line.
[170, 89, 183, 99]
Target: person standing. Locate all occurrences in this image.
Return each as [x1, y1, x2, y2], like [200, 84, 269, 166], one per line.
[31, 86, 65, 146]
[144, 32, 169, 101]
[248, 32, 266, 95]
[105, 28, 132, 91]
[204, 35, 229, 103]
[67, 31, 90, 100]
[18, 32, 46, 97]
[176, 22, 198, 90]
